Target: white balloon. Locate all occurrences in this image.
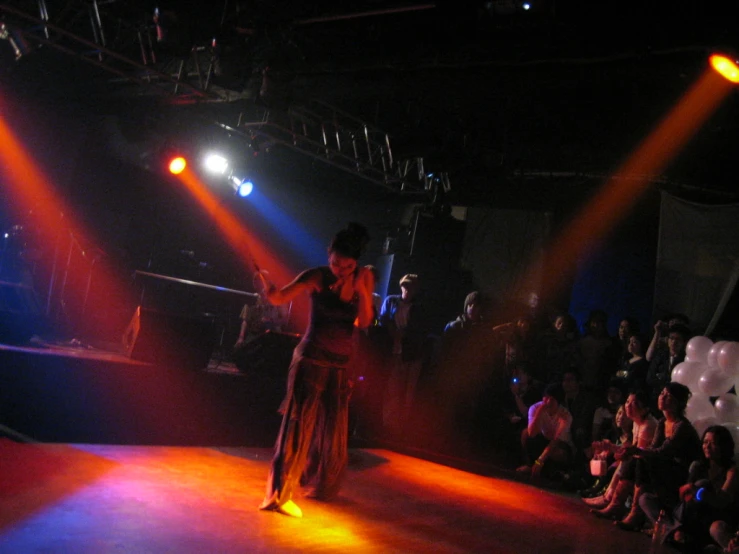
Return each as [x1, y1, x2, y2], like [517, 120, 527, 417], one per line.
[708, 341, 730, 368]
[685, 336, 714, 364]
[686, 393, 715, 423]
[699, 367, 735, 397]
[714, 394, 739, 423]
[692, 416, 719, 438]
[671, 361, 705, 391]
[718, 342, 739, 377]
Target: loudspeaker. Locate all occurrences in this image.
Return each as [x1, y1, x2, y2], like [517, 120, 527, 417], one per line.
[122, 306, 216, 370]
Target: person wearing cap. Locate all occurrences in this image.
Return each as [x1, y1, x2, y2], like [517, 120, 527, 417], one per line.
[379, 273, 426, 436]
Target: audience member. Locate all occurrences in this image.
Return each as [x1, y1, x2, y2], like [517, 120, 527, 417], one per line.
[641, 425, 738, 550]
[614, 333, 649, 394]
[517, 383, 574, 480]
[537, 312, 579, 386]
[379, 273, 426, 436]
[646, 324, 690, 414]
[562, 367, 597, 463]
[576, 309, 617, 394]
[588, 390, 658, 518]
[613, 382, 702, 532]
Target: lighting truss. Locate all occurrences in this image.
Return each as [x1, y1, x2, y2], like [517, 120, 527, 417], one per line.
[0, 1, 445, 195]
[228, 101, 434, 194]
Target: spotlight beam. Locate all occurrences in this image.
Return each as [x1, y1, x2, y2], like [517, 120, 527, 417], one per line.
[531, 61, 735, 304]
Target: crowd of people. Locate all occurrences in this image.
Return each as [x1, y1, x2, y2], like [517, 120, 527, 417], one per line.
[345, 278, 738, 551]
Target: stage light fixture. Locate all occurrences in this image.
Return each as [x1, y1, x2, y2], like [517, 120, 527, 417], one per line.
[237, 179, 254, 197]
[168, 156, 187, 174]
[710, 54, 739, 84]
[229, 174, 254, 197]
[203, 153, 229, 174]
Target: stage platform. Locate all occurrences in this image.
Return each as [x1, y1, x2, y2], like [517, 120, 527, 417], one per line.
[0, 440, 653, 554]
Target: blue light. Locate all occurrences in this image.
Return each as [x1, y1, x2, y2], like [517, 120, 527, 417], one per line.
[522, 2, 531, 9]
[237, 180, 254, 197]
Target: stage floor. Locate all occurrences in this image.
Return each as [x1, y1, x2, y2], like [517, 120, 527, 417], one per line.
[0, 440, 653, 554]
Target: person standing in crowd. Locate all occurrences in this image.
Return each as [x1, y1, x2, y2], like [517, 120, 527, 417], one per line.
[646, 324, 690, 414]
[576, 309, 617, 394]
[379, 273, 426, 437]
[258, 223, 375, 518]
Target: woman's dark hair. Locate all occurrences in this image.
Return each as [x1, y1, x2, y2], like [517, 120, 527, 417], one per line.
[329, 222, 370, 260]
[627, 390, 650, 412]
[703, 425, 735, 468]
[663, 382, 691, 416]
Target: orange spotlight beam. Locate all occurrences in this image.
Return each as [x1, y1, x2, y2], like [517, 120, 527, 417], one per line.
[0, 110, 135, 333]
[175, 168, 307, 328]
[534, 64, 735, 303]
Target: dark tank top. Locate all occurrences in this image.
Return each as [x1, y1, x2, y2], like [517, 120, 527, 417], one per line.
[296, 266, 358, 368]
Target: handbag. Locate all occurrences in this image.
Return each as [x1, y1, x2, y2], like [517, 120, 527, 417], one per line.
[590, 458, 608, 477]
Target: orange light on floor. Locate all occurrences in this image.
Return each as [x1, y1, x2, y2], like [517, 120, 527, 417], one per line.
[168, 156, 187, 174]
[710, 54, 739, 83]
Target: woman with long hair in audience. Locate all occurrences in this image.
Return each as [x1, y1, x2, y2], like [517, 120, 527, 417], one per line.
[640, 425, 739, 550]
[612, 382, 702, 532]
[586, 390, 657, 517]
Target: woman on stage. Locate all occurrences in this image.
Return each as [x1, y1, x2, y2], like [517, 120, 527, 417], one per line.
[258, 223, 375, 518]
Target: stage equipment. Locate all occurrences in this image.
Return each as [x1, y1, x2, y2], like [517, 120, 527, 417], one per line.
[122, 305, 216, 371]
[168, 156, 187, 174]
[710, 54, 739, 83]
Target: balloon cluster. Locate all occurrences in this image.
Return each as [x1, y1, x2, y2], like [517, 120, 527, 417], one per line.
[672, 337, 739, 455]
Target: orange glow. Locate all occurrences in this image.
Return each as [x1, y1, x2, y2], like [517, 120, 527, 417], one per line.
[175, 168, 308, 330]
[0, 105, 135, 339]
[710, 54, 739, 83]
[169, 156, 187, 174]
[532, 63, 735, 304]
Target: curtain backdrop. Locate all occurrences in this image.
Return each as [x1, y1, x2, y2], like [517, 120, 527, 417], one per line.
[655, 191, 739, 337]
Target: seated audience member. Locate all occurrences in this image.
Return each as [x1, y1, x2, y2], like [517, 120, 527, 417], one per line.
[499, 364, 543, 465]
[614, 333, 649, 394]
[517, 383, 574, 480]
[562, 368, 597, 463]
[580, 401, 632, 498]
[613, 382, 702, 532]
[640, 425, 739, 550]
[591, 380, 627, 444]
[646, 324, 690, 414]
[587, 391, 658, 517]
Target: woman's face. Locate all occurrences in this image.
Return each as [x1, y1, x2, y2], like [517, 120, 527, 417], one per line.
[658, 387, 678, 413]
[328, 252, 357, 280]
[703, 432, 720, 461]
[628, 335, 642, 355]
[615, 406, 626, 428]
[625, 393, 644, 420]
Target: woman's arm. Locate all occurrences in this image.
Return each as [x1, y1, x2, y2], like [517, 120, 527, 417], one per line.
[263, 269, 320, 306]
[353, 266, 375, 329]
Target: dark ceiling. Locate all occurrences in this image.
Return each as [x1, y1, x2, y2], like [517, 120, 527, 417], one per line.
[3, 0, 739, 208]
